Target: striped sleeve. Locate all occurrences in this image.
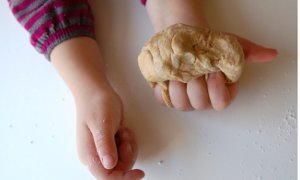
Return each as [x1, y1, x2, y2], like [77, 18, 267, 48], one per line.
[8, 0, 95, 60]
[140, 0, 147, 6]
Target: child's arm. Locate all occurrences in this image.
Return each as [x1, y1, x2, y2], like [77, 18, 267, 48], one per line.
[51, 37, 144, 179]
[8, 0, 144, 179]
[144, 0, 278, 111]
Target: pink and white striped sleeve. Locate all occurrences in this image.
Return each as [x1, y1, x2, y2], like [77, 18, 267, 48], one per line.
[8, 0, 95, 60]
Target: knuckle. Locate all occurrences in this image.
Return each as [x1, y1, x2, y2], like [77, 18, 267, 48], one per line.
[93, 133, 111, 152]
[95, 138, 108, 151]
[93, 129, 107, 142]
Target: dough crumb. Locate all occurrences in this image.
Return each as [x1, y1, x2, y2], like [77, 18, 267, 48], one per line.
[157, 160, 164, 165]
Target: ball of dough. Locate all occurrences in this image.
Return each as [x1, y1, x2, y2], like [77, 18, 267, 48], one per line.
[138, 24, 244, 107]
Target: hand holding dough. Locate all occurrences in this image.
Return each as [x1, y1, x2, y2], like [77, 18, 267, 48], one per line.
[138, 24, 244, 107]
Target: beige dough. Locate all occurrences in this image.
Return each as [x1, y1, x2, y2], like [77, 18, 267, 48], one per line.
[138, 24, 244, 107]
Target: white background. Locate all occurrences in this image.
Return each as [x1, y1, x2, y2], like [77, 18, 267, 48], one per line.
[0, 0, 297, 180]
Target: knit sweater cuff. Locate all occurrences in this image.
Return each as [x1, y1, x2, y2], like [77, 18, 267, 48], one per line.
[43, 25, 95, 60]
[8, 0, 95, 61]
[140, 0, 147, 6]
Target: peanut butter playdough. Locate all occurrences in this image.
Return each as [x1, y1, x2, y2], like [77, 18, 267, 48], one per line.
[138, 24, 244, 107]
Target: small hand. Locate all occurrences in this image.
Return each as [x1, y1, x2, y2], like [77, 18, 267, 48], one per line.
[154, 35, 278, 111]
[75, 88, 144, 180]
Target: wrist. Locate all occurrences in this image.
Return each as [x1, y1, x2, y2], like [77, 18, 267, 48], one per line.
[72, 77, 114, 103]
[50, 37, 113, 102]
[146, 0, 209, 32]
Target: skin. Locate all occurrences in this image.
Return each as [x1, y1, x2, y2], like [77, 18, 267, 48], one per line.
[49, 0, 277, 179]
[51, 38, 144, 180]
[146, 0, 278, 111]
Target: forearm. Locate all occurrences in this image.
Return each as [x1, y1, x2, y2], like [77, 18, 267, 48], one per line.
[146, 0, 208, 32]
[51, 37, 111, 101]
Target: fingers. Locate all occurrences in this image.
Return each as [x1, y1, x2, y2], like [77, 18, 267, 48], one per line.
[227, 82, 238, 102]
[169, 80, 193, 111]
[207, 72, 231, 111]
[237, 36, 278, 62]
[107, 169, 145, 180]
[187, 76, 211, 110]
[154, 73, 238, 111]
[77, 122, 144, 180]
[115, 128, 138, 171]
[153, 34, 277, 111]
[88, 118, 118, 170]
[104, 127, 145, 180]
[122, 169, 145, 180]
[76, 121, 108, 178]
[154, 85, 165, 105]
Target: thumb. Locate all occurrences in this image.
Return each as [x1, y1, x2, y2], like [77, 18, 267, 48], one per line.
[88, 119, 118, 170]
[236, 36, 278, 63]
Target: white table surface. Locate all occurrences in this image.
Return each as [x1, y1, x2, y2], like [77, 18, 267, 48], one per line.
[0, 0, 297, 180]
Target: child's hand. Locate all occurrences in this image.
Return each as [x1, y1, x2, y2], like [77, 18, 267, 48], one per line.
[51, 37, 144, 179]
[145, 0, 278, 111]
[75, 88, 144, 180]
[153, 35, 277, 111]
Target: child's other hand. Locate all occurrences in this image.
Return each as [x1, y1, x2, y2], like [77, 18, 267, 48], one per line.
[75, 88, 144, 180]
[153, 35, 277, 111]
[51, 37, 144, 179]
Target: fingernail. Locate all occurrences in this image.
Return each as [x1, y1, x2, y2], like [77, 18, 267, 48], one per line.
[101, 155, 114, 169]
[137, 171, 145, 179]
